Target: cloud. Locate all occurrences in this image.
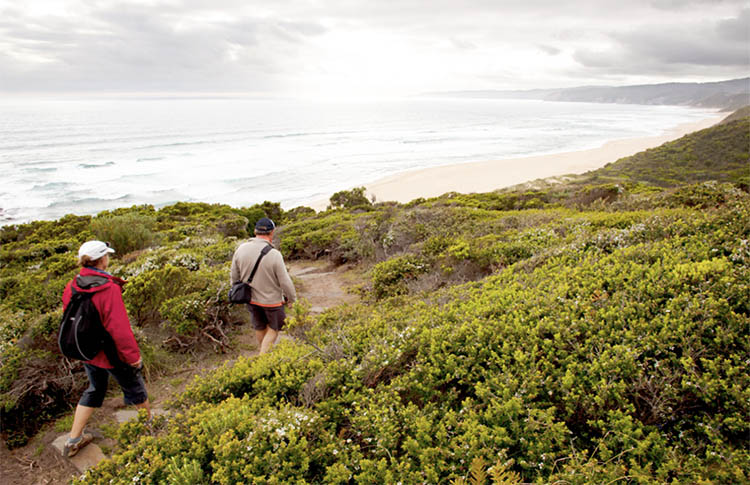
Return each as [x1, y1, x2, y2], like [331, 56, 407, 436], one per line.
[451, 37, 477, 50]
[572, 9, 749, 76]
[716, 8, 750, 42]
[0, 0, 747, 94]
[537, 44, 562, 56]
[649, 0, 747, 10]
[0, 1, 328, 92]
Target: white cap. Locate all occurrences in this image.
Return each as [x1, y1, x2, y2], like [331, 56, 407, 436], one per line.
[78, 240, 115, 260]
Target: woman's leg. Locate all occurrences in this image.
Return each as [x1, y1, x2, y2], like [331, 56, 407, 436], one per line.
[135, 398, 152, 419]
[70, 364, 109, 438]
[69, 404, 96, 439]
[109, 364, 150, 418]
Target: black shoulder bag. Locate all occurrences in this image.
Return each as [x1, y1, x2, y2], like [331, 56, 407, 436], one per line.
[228, 244, 272, 304]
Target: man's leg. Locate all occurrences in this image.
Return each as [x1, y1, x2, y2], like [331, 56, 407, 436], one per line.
[259, 327, 278, 354]
[249, 304, 269, 352]
[255, 328, 267, 348]
[259, 306, 285, 354]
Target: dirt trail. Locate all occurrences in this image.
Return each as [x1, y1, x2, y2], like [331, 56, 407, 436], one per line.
[1, 260, 359, 485]
[289, 260, 359, 313]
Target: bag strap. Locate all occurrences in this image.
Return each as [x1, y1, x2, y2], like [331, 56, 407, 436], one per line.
[247, 243, 273, 285]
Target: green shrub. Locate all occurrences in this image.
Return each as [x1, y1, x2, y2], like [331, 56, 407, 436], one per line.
[157, 201, 219, 219]
[0, 272, 73, 313]
[572, 183, 623, 206]
[284, 206, 316, 222]
[329, 186, 372, 209]
[279, 211, 359, 261]
[175, 340, 325, 406]
[214, 213, 248, 238]
[235, 200, 284, 231]
[665, 181, 743, 209]
[160, 292, 205, 335]
[123, 265, 197, 326]
[371, 254, 429, 299]
[91, 213, 158, 255]
[76, 397, 344, 485]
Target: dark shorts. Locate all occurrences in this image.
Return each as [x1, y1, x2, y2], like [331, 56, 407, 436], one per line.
[247, 304, 286, 332]
[79, 363, 148, 408]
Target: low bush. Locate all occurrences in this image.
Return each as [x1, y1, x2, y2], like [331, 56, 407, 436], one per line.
[174, 340, 325, 407]
[279, 211, 360, 261]
[284, 206, 316, 222]
[329, 186, 372, 210]
[75, 396, 345, 485]
[571, 183, 623, 206]
[91, 212, 159, 255]
[371, 254, 430, 299]
[123, 265, 196, 326]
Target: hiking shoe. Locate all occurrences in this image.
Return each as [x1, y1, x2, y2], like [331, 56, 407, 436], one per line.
[62, 432, 93, 458]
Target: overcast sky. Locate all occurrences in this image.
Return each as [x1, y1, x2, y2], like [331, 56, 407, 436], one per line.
[0, 0, 747, 97]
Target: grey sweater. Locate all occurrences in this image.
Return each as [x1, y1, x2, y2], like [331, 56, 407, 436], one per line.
[230, 238, 296, 306]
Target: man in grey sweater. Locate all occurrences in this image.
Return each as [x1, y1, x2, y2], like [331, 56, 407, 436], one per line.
[231, 217, 297, 354]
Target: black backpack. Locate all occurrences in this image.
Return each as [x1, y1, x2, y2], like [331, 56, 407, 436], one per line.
[58, 285, 124, 367]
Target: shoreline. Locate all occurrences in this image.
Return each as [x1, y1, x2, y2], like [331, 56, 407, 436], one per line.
[308, 115, 723, 210]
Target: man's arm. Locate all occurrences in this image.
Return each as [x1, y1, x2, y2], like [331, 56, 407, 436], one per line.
[274, 252, 297, 304]
[230, 251, 241, 284]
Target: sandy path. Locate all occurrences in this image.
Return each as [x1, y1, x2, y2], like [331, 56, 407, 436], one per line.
[289, 261, 358, 314]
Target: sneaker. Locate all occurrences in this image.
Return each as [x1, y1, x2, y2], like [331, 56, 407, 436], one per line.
[62, 432, 93, 458]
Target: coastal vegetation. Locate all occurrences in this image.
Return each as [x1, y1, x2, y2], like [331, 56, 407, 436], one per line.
[1, 112, 748, 483]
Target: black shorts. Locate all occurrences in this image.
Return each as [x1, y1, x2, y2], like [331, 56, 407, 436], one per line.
[79, 363, 148, 408]
[247, 304, 286, 331]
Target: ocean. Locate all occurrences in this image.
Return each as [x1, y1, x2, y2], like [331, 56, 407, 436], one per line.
[0, 97, 716, 225]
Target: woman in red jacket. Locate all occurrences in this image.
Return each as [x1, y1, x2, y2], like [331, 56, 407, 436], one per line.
[61, 240, 150, 458]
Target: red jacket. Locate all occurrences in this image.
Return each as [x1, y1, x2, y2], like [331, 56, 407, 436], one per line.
[62, 267, 140, 369]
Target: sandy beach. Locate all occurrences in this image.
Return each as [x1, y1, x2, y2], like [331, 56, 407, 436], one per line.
[310, 115, 723, 210]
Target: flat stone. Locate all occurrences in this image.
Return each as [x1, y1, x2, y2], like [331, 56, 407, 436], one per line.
[299, 272, 335, 279]
[292, 267, 320, 276]
[51, 434, 68, 454]
[293, 267, 335, 278]
[52, 434, 106, 473]
[114, 409, 139, 423]
[115, 407, 168, 423]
